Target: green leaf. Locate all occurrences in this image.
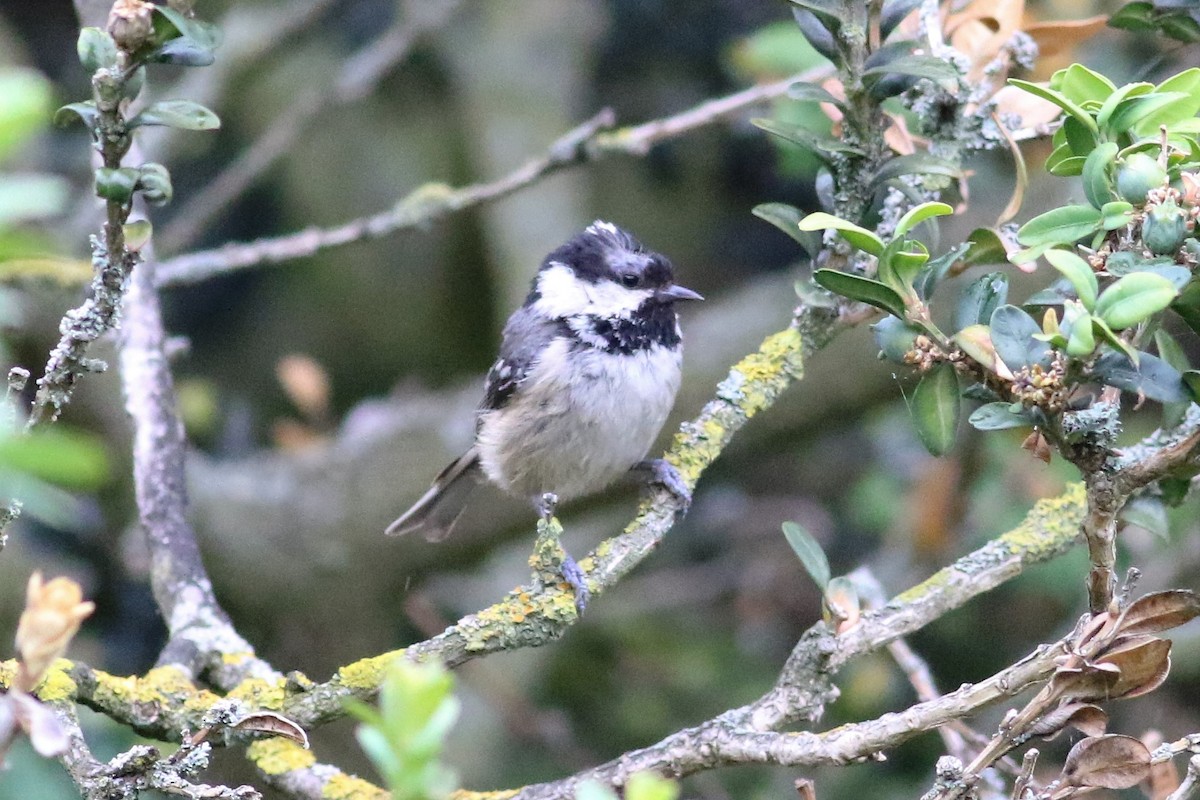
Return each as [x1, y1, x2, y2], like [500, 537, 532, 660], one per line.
[0, 428, 110, 489]
[1094, 81, 1154, 131]
[1082, 141, 1118, 209]
[751, 118, 862, 156]
[1056, 63, 1117, 105]
[968, 402, 1033, 430]
[1173, 279, 1200, 337]
[863, 54, 960, 83]
[1154, 328, 1192, 428]
[1134, 68, 1200, 135]
[910, 363, 960, 456]
[1008, 79, 1097, 134]
[1094, 272, 1178, 330]
[147, 5, 221, 66]
[625, 773, 681, 800]
[913, 242, 969, 300]
[781, 521, 830, 589]
[893, 201, 953, 238]
[958, 228, 1010, 269]
[1016, 205, 1102, 248]
[1184, 370, 1200, 403]
[812, 269, 906, 316]
[93, 167, 139, 203]
[1104, 92, 1190, 138]
[1043, 249, 1099, 310]
[1064, 308, 1097, 357]
[752, 203, 822, 257]
[128, 99, 220, 131]
[1091, 351, 1187, 402]
[787, 81, 843, 106]
[799, 213, 885, 255]
[953, 324, 1002, 373]
[1062, 116, 1099, 157]
[53, 101, 99, 129]
[871, 153, 960, 185]
[954, 272, 1009, 330]
[136, 163, 173, 206]
[1108, 2, 1156, 31]
[1119, 495, 1169, 539]
[0, 68, 52, 161]
[991, 305, 1051, 370]
[1101, 201, 1134, 231]
[1159, 13, 1200, 43]
[76, 27, 118, 73]
[1092, 316, 1140, 365]
[1048, 155, 1088, 177]
[123, 219, 153, 251]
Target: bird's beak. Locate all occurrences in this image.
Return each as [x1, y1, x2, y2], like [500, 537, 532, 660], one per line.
[656, 284, 704, 303]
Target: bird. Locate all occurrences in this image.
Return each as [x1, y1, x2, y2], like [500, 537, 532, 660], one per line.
[385, 221, 701, 604]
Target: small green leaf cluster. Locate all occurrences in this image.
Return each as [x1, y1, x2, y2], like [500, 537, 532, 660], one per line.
[1110, 1, 1200, 44]
[1011, 65, 1200, 262]
[781, 521, 860, 631]
[58, 3, 221, 232]
[786, 64, 1200, 460]
[346, 660, 460, 800]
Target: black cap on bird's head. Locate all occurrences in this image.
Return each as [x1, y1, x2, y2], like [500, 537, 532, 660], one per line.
[536, 221, 703, 308]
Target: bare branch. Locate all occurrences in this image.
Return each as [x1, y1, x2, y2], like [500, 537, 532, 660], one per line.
[118, 253, 273, 687]
[156, 0, 463, 254]
[153, 68, 823, 287]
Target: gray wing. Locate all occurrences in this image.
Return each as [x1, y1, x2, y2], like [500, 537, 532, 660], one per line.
[480, 305, 570, 412]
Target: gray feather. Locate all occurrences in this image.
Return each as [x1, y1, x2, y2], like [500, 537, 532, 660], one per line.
[385, 449, 483, 541]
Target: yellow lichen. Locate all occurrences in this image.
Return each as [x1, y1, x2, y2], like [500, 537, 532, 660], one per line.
[222, 651, 254, 665]
[336, 651, 402, 691]
[227, 676, 287, 710]
[322, 772, 389, 800]
[0, 658, 17, 689]
[450, 790, 520, 800]
[34, 660, 78, 702]
[247, 737, 316, 775]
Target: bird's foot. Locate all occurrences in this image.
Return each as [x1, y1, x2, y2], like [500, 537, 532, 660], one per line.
[560, 553, 590, 615]
[537, 492, 559, 522]
[634, 459, 692, 512]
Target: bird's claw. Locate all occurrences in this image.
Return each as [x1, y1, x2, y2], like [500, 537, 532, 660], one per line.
[636, 458, 692, 512]
[560, 554, 590, 614]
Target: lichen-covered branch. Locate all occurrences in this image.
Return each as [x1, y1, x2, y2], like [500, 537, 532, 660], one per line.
[152, 68, 824, 287]
[118, 254, 272, 688]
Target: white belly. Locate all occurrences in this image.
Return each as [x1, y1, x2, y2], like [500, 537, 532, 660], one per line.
[476, 338, 682, 503]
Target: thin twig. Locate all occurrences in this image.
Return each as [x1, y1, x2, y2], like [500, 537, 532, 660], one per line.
[153, 68, 825, 287]
[156, 0, 463, 254]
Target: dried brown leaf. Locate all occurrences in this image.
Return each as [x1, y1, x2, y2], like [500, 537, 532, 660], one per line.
[1097, 636, 1172, 699]
[1024, 16, 1109, 64]
[231, 711, 309, 748]
[1029, 703, 1108, 740]
[1118, 590, 1200, 637]
[1062, 735, 1151, 789]
[1050, 662, 1120, 702]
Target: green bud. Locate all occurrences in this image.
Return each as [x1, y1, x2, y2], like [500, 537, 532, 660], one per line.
[94, 167, 139, 203]
[872, 316, 920, 363]
[1115, 152, 1167, 205]
[1142, 196, 1189, 256]
[77, 28, 119, 72]
[136, 163, 173, 206]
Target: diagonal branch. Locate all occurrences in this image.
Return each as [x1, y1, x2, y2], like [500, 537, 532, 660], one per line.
[156, 0, 463, 254]
[153, 69, 823, 287]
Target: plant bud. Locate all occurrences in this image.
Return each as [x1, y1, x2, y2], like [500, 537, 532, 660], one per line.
[107, 0, 155, 54]
[1142, 197, 1189, 256]
[14, 573, 95, 691]
[1115, 153, 1167, 206]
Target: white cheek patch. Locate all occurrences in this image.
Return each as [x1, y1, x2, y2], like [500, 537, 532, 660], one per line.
[587, 220, 620, 237]
[532, 263, 651, 319]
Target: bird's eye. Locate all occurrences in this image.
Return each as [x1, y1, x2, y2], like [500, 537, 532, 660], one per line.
[620, 273, 640, 288]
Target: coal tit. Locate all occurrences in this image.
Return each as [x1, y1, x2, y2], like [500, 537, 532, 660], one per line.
[386, 221, 701, 549]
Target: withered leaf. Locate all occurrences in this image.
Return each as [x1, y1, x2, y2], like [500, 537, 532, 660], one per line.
[1097, 636, 1172, 699]
[1062, 735, 1151, 789]
[1118, 590, 1200, 637]
[1050, 662, 1120, 702]
[1029, 703, 1108, 740]
[231, 711, 309, 748]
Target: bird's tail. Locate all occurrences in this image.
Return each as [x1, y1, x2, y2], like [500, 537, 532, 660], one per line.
[385, 448, 482, 541]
